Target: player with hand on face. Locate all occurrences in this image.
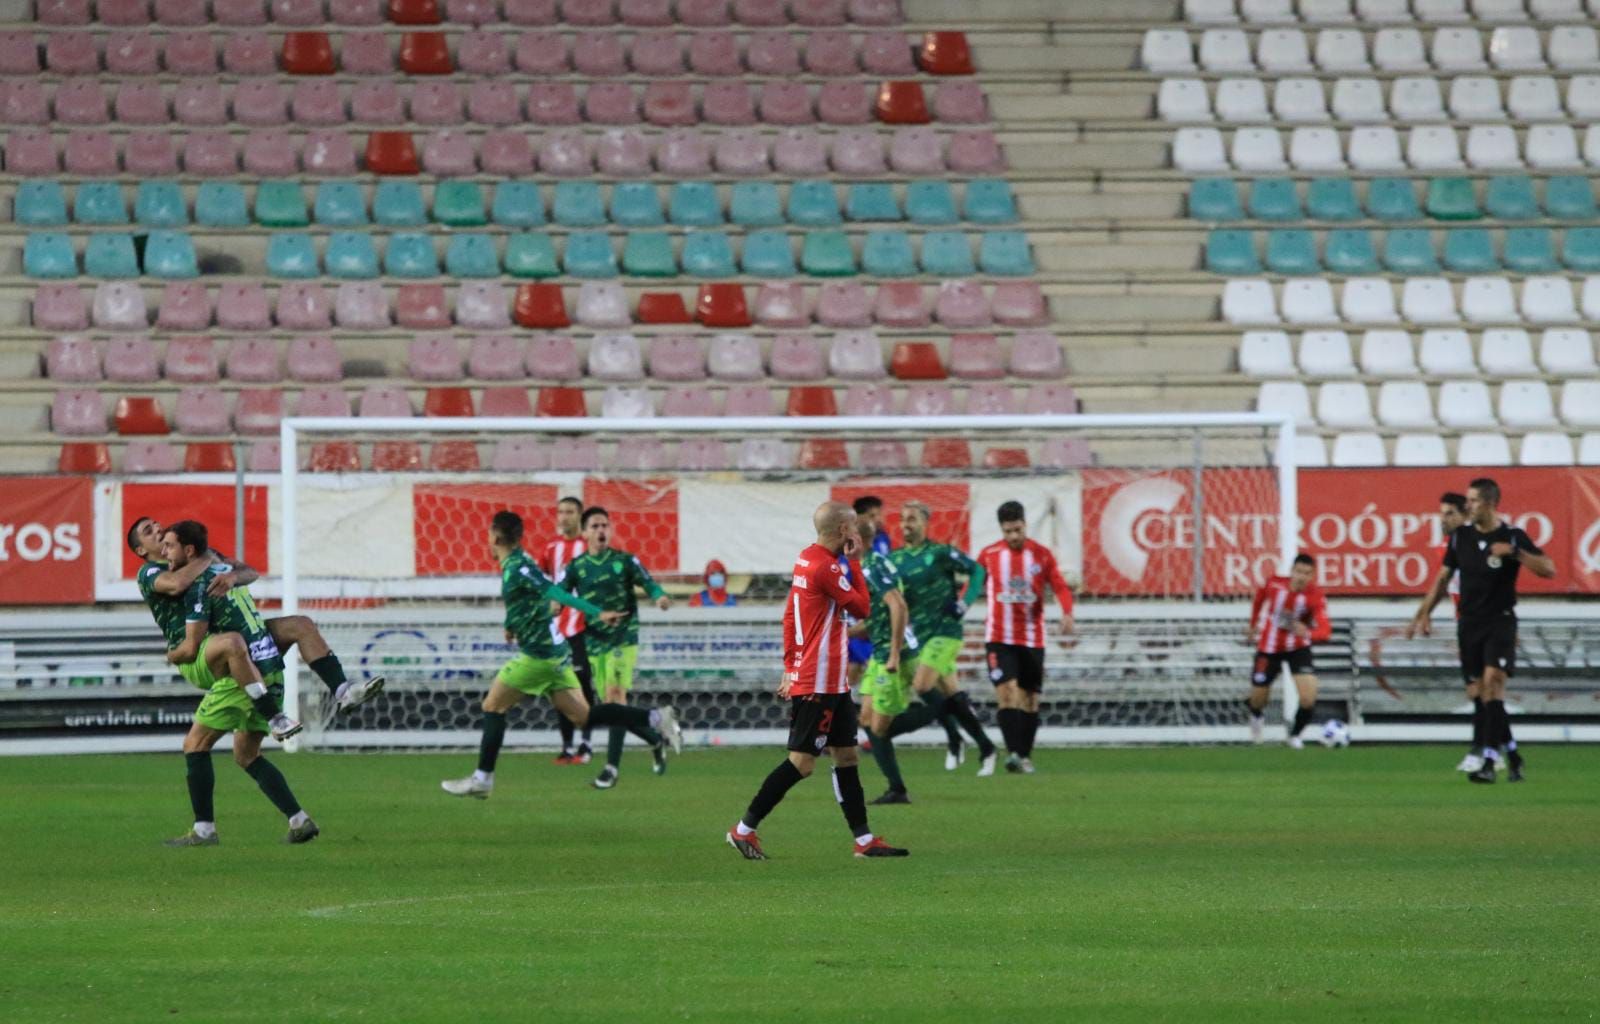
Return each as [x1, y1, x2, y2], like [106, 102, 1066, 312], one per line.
[1243, 554, 1332, 749]
[541, 496, 595, 766]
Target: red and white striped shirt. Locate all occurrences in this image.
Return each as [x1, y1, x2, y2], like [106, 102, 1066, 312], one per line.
[1250, 576, 1332, 654]
[783, 543, 870, 697]
[977, 538, 1075, 648]
[540, 535, 586, 637]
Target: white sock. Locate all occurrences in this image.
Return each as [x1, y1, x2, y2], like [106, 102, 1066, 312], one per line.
[193, 821, 216, 838]
[734, 822, 755, 837]
[471, 769, 492, 784]
[288, 811, 309, 828]
[648, 708, 662, 729]
[856, 832, 874, 846]
[245, 681, 268, 699]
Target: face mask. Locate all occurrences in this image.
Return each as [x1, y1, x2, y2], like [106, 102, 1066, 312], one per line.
[707, 573, 726, 590]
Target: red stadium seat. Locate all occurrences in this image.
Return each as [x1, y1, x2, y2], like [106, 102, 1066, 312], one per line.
[514, 283, 570, 328]
[921, 438, 972, 469]
[310, 441, 361, 472]
[875, 81, 930, 125]
[399, 32, 453, 73]
[389, 0, 442, 22]
[371, 441, 423, 471]
[58, 442, 111, 474]
[983, 447, 1030, 470]
[786, 386, 837, 417]
[637, 292, 692, 324]
[890, 341, 947, 380]
[114, 396, 169, 436]
[536, 387, 587, 417]
[695, 284, 751, 328]
[919, 32, 974, 75]
[184, 442, 236, 472]
[798, 439, 849, 469]
[365, 132, 419, 175]
[423, 387, 475, 417]
[429, 440, 481, 471]
[282, 32, 336, 74]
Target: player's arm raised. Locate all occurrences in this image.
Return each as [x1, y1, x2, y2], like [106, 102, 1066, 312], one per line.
[819, 551, 871, 619]
[204, 556, 260, 596]
[542, 581, 623, 626]
[150, 548, 215, 596]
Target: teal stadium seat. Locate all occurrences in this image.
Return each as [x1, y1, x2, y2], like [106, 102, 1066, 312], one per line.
[74, 182, 128, 225]
[84, 233, 139, 277]
[266, 233, 319, 278]
[23, 232, 77, 278]
[729, 182, 783, 227]
[669, 182, 722, 226]
[787, 180, 842, 226]
[324, 232, 380, 278]
[135, 182, 187, 227]
[1324, 228, 1380, 274]
[15, 181, 67, 226]
[373, 181, 427, 226]
[563, 232, 620, 277]
[961, 179, 1016, 224]
[504, 233, 559, 277]
[681, 231, 738, 277]
[492, 182, 545, 227]
[801, 230, 857, 275]
[1425, 178, 1479, 221]
[195, 182, 249, 227]
[1205, 229, 1260, 274]
[1545, 176, 1597, 220]
[979, 232, 1036, 276]
[740, 230, 797, 276]
[612, 182, 666, 227]
[1562, 227, 1600, 272]
[1188, 178, 1243, 221]
[254, 181, 309, 227]
[434, 181, 487, 227]
[1306, 178, 1361, 221]
[1502, 227, 1555, 273]
[314, 182, 368, 225]
[622, 231, 678, 276]
[920, 230, 976, 276]
[1367, 178, 1421, 221]
[1264, 229, 1318, 275]
[1442, 228, 1499, 273]
[846, 183, 901, 222]
[862, 230, 917, 276]
[906, 180, 959, 224]
[1383, 229, 1440, 273]
[142, 230, 197, 279]
[384, 233, 440, 277]
[445, 234, 500, 278]
[1247, 178, 1301, 221]
[1484, 176, 1538, 220]
[552, 181, 606, 227]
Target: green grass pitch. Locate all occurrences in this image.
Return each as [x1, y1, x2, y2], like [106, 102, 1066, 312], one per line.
[2, 744, 1597, 1023]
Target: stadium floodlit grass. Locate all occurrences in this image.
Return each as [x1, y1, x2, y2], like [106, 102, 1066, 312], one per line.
[2, 745, 1598, 1022]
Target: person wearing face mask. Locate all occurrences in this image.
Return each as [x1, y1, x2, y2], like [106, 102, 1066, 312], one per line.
[690, 560, 738, 608]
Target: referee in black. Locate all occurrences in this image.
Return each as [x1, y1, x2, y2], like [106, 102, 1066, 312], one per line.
[1408, 478, 1555, 783]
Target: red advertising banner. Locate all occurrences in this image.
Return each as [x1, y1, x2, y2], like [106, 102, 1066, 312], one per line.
[829, 482, 973, 550]
[585, 478, 679, 571]
[119, 483, 270, 579]
[0, 476, 93, 604]
[414, 482, 559, 575]
[1569, 470, 1600, 594]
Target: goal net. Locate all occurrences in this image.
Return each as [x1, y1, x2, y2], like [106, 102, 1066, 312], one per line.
[278, 413, 1296, 749]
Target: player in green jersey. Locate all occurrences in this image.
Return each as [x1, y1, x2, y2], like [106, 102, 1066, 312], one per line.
[440, 511, 682, 798]
[845, 516, 924, 805]
[556, 506, 673, 790]
[886, 501, 999, 777]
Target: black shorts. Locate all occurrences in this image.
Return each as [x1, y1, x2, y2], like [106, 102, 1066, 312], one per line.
[1458, 615, 1517, 683]
[986, 642, 1045, 693]
[786, 693, 858, 755]
[1250, 647, 1313, 686]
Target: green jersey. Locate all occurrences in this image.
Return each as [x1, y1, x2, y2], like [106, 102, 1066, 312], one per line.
[500, 548, 596, 661]
[558, 548, 664, 653]
[862, 552, 904, 652]
[889, 542, 984, 642]
[136, 561, 189, 650]
[185, 563, 286, 676]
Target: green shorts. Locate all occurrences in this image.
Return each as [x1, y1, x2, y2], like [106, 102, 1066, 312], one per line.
[499, 655, 582, 698]
[863, 656, 918, 717]
[590, 645, 638, 693]
[176, 635, 219, 691]
[918, 636, 964, 679]
[193, 672, 283, 734]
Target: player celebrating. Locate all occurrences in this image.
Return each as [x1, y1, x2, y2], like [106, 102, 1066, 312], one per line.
[851, 518, 917, 804]
[557, 506, 673, 790]
[848, 495, 891, 744]
[725, 501, 908, 860]
[889, 500, 998, 775]
[1243, 554, 1332, 749]
[540, 496, 595, 766]
[1408, 478, 1555, 784]
[977, 501, 1075, 774]
[441, 512, 681, 799]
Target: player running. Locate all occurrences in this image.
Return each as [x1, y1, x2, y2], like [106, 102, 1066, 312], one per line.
[889, 500, 998, 775]
[851, 518, 918, 805]
[1408, 478, 1555, 784]
[557, 506, 673, 790]
[441, 512, 681, 799]
[1243, 554, 1333, 749]
[977, 501, 1075, 774]
[540, 496, 594, 766]
[725, 501, 908, 861]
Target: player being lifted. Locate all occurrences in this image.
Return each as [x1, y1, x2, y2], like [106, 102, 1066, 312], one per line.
[540, 496, 595, 766]
[1243, 554, 1333, 748]
[977, 501, 1075, 774]
[725, 501, 908, 860]
[441, 511, 681, 799]
[557, 506, 673, 790]
[1408, 478, 1555, 784]
[889, 500, 999, 775]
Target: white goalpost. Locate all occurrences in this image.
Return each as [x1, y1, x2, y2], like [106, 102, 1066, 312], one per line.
[278, 413, 1298, 750]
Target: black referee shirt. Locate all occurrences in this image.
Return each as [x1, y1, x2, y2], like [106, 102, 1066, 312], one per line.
[1442, 523, 1542, 622]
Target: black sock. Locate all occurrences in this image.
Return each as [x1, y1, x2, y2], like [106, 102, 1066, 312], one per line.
[605, 725, 625, 770]
[997, 708, 1021, 753]
[557, 713, 576, 754]
[1243, 696, 1264, 720]
[868, 731, 906, 792]
[247, 687, 281, 722]
[938, 708, 963, 751]
[243, 756, 302, 819]
[477, 710, 507, 773]
[886, 689, 946, 739]
[184, 751, 214, 824]
[589, 702, 660, 743]
[1471, 698, 1487, 749]
[947, 691, 996, 757]
[833, 764, 872, 840]
[741, 759, 806, 830]
[576, 669, 596, 745]
[1290, 705, 1314, 739]
[308, 653, 346, 695]
[1488, 699, 1513, 750]
[1023, 710, 1040, 757]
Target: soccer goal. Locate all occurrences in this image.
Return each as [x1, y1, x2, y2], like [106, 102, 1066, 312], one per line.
[278, 413, 1298, 750]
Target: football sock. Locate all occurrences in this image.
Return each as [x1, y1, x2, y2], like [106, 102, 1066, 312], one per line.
[606, 725, 626, 770]
[1243, 697, 1265, 719]
[244, 757, 302, 819]
[476, 710, 506, 773]
[557, 714, 576, 755]
[832, 764, 872, 840]
[184, 751, 214, 825]
[741, 759, 805, 830]
[1488, 700, 1513, 751]
[307, 654, 346, 695]
[938, 709, 963, 752]
[588, 703, 661, 743]
[1471, 698, 1486, 750]
[997, 708, 1022, 753]
[243, 681, 281, 721]
[1023, 711, 1040, 757]
[1290, 705, 1314, 739]
[886, 689, 946, 739]
[947, 691, 996, 757]
[868, 731, 906, 792]
[576, 668, 596, 744]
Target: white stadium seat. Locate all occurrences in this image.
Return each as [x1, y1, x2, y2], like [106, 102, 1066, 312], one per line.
[1200, 29, 1256, 71]
[1561, 381, 1600, 427]
[1457, 433, 1513, 465]
[1359, 330, 1418, 375]
[1257, 381, 1315, 427]
[1401, 278, 1460, 324]
[1391, 77, 1447, 122]
[1357, 0, 1412, 21]
[1378, 381, 1438, 427]
[1432, 28, 1488, 72]
[1438, 381, 1498, 427]
[1408, 126, 1464, 170]
[1159, 79, 1213, 122]
[1539, 329, 1596, 374]
[1223, 278, 1280, 323]
[1506, 77, 1562, 122]
[1332, 78, 1387, 121]
[1290, 127, 1346, 169]
[1499, 379, 1557, 426]
[1393, 433, 1450, 466]
[1520, 276, 1580, 323]
[1342, 277, 1401, 323]
[1520, 432, 1575, 466]
[1143, 30, 1197, 73]
[1419, 328, 1477, 375]
[1317, 381, 1376, 427]
[1242, 0, 1297, 21]
[1582, 276, 1600, 320]
[1316, 30, 1370, 72]
[1479, 329, 1538, 375]
[1301, 0, 1355, 21]
[1273, 79, 1329, 122]
[1565, 76, 1600, 119]
[1283, 278, 1339, 323]
[1549, 27, 1600, 71]
[1216, 79, 1271, 121]
[1348, 126, 1405, 170]
[1288, 433, 1329, 468]
[1415, 0, 1469, 20]
[1580, 432, 1600, 465]
[1185, 0, 1240, 22]
[1461, 276, 1518, 323]
[1530, 0, 1583, 18]
[1466, 125, 1523, 169]
[1525, 125, 1582, 169]
[1231, 127, 1288, 170]
[1239, 330, 1296, 375]
[1581, 125, 1600, 166]
[1488, 27, 1545, 71]
[1473, 0, 1529, 19]
[1258, 29, 1314, 72]
[1173, 127, 1229, 171]
[1448, 78, 1505, 121]
[1332, 432, 1387, 466]
[1299, 330, 1357, 375]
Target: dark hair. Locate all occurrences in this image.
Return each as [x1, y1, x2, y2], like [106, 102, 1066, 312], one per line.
[851, 495, 882, 515]
[997, 500, 1025, 525]
[581, 505, 609, 528]
[491, 510, 524, 546]
[1440, 492, 1467, 513]
[168, 520, 209, 556]
[1468, 478, 1501, 507]
[558, 496, 583, 511]
[125, 516, 153, 555]
[1293, 553, 1315, 569]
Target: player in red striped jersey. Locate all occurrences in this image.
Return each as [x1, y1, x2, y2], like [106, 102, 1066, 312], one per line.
[539, 496, 594, 765]
[977, 501, 1075, 774]
[726, 501, 908, 861]
[1243, 554, 1333, 748]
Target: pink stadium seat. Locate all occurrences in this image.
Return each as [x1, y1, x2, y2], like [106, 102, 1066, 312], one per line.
[125, 131, 181, 175]
[676, 438, 728, 470]
[64, 131, 119, 176]
[340, 33, 395, 75]
[860, 440, 910, 469]
[656, 128, 713, 175]
[115, 84, 171, 126]
[873, 282, 930, 327]
[235, 79, 290, 125]
[105, 337, 161, 382]
[861, 32, 916, 75]
[329, 0, 385, 23]
[1039, 438, 1094, 469]
[481, 386, 535, 417]
[632, 32, 684, 74]
[935, 280, 991, 328]
[574, 32, 627, 76]
[155, 283, 213, 332]
[738, 439, 795, 470]
[286, 336, 344, 381]
[737, 0, 787, 28]
[352, 82, 404, 123]
[93, 283, 149, 331]
[104, 32, 161, 76]
[157, 0, 210, 25]
[612, 438, 670, 471]
[849, 0, 902, 25]
[589, 333, 645, 380]
[124, 441, 183, 473]
[947, 130, 1005, 173]
[586, 82, 640, 125]
[176, 387, 231, 434]
[303, 131, 358, 176]
[769, 334, 826, 380]
[0, 32, 41, 74]
[772, 128, 828, 175]
[52, 389, 109, 435]
[803, 32, 858, 76]
[165, 32, 219, 75]
[576, 282, 632, 328]
[539, 130, 592, 176]
[409, 336, 464, 381]
[1025, 383, 1078, 414]
[601, 385, 655, 419]
[292, 81, 346, 126]
[516, 32, 569, 74]
[396, 284, 450, 329]
[422, 129, 476, 176]
[294, 386, 352, 418]
[754, 282, 810, 327]
[725, 384, 777, 417]
[966, 382, 1017, 416]
[644, 82, 697, 126]
[648, 337, 707, 381]
[688, 31, 743, 75]
[549, 439, 602, 471]
[38, 0, 93, 25]
[468, 335, 525, 380]
[1010, 331, 1065, 378]
[276, 282, 333, 331]
[817, 281, 874, 328]
[904, 383, 955, 416]
[216, 283, 271, 331]
[47, 336, 102, 382]
[526, 334, 582, 379]
[35, 285, 90, 332]
[760, 82, 815, 125]
[223, 337, 283, 383]
[818, 81, 873, 125]
[44, 33, 98, 74]
[595, 128, 652, 176]
[55, 82, 110, 125]
[829, 331, 887, 379]
[831, 129, 887, 174]
[933, 82, 988, 124]
[491, 438, 550, 471]
[748, 32, 802, 75]
[707, 333, 763, 380]
[173, 81, 226, 125]
[5, 83, 50, 125]
[480, 131, 536, 175]
[991, 282, 1049, 326]
[447, 0, 501, 24]
[843, 382, 895, 416]
[183, 132, 241, 176]
[457, 282, 512, 330]
[715, 130, 771, 175]
[459, 32, 513, 75]
[622, 0, 673, 24]
[246, 439, 282, 471]
[662, 386, 719, 417]
[359, 385, 413, 418]
[468, 81, 520, 124]
[679, 0, 731, 24]
[888, 127, 944, 174]
[165, 336, 222, 382]
[703, 82, 756, 125]
[564, 0, 617, 25]
[949, 334, 1004, 379]
[334, 282, 390, 329]
[796, 0, 847, 25]
[222, 32, 278, 74]
[411, 81, 464, 124]
[5, 130, 59, 175]
[215, 0, 269, 24]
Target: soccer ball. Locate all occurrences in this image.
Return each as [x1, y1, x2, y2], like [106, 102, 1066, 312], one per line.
[1320, 719, 1351, 748]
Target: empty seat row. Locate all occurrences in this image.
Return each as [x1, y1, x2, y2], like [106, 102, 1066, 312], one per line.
[3, 126, 1007, 178]
[1143, 25, 1600, 74]
[1206, 225, 1600, 274]
[0, 78, 987, 129]
[36, 0, 910, 30]
[1182, 0, 1591, 25]
[45, 329, 1065, 383]
[11, 179, 1015, 230]
[1295, 429, 1596, 467]
[1257, 376, 1600, 427]
[1240, 325, 1599, 375]
[32, 278, 1052, 332]
[1190, 174, 1598, 221]
[1158, 74, 1600, 124]
[1173, 123, 1600, 172]
[1223, 273, 1600, 323]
